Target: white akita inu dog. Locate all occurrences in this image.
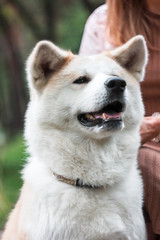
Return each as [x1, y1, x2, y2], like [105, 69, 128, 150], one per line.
[2, 35, 148, 240]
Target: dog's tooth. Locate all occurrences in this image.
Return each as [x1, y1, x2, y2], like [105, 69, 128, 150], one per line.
[90, 114, 95, 120]
[86, 114, 95, 120]
[102, 113, 107, 119]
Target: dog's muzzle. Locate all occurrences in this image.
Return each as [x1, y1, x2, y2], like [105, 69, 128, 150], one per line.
[78, 77, 126, 130]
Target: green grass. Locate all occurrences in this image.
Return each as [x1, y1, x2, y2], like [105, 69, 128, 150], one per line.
[0, 134, 27, 229]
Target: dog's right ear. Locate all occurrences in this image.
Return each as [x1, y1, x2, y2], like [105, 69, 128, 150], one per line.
[26, 41, 72, 91]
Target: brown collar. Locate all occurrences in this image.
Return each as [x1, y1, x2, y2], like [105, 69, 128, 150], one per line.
[52, 172, 102, 189]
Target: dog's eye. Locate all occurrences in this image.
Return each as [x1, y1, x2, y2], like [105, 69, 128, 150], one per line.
[73, 76, 90, 84]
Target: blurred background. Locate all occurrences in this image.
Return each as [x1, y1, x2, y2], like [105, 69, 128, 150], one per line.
[0, 0, 104, 229]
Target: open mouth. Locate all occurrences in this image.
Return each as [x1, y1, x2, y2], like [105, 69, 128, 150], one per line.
[78, 100, 125, 128]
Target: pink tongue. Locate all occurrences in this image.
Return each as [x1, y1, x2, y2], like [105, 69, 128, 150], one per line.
[94, 112, 121, 119]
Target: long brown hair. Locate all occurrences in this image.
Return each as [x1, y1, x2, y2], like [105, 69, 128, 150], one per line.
[106, 0, 157, 50]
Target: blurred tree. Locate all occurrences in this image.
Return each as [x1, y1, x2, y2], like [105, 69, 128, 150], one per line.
[0, 2, 27, 133]
[8, 0, 59, 41]
[81, 0, 104, 12]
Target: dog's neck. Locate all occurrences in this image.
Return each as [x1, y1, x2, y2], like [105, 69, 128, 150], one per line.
[26, 127, 139, 187]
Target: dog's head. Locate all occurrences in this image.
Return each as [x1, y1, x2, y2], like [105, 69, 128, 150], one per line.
[26, 36, 148, 140]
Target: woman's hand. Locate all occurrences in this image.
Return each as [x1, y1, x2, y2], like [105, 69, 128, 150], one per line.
[140, 115, 160, 144]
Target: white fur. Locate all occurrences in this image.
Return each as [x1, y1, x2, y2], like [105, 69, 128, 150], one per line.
[3, 36, 148, 240]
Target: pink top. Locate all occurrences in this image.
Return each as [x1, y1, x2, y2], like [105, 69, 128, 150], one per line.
[79, 5, 114, 55]
[79, 4, 160, 116]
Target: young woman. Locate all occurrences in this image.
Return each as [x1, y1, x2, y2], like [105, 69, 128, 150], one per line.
[79, 1, 160, 239]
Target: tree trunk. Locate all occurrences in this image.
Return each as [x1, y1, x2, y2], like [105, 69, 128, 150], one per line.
[0, 11, 27, 134]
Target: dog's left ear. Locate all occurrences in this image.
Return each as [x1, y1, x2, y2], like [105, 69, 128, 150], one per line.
[26, 41, 72, 91]
[109, 35, 148, 81]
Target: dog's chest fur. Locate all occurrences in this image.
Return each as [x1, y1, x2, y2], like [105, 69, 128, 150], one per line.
[22, 134, 145, 240]
[23, 163, 144, 240]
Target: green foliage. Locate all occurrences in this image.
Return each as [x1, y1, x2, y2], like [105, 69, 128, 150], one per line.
[56, 1, 89, 53]
[0, 135, 26, 229]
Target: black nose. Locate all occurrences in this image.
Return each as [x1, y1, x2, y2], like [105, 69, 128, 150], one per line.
[104, 77, 126, 93]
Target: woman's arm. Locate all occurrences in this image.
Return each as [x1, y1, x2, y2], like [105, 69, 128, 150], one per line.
[140, 116, 160, 144]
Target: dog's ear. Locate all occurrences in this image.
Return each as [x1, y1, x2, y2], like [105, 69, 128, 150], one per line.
[109, 35, 148, 81]
[26, 41, 72, 91]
